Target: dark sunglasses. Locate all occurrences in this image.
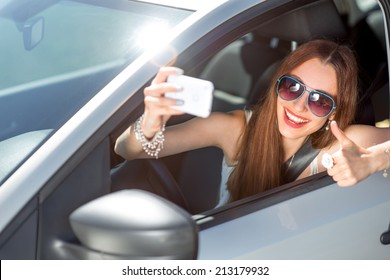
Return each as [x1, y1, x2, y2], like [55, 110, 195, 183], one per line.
[276, 75, 336, 118]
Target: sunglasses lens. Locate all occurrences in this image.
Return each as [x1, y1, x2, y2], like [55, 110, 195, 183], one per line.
[308, 92, 334, 117]
[278, 76, 335, 117]
[278, 77, 304, 101]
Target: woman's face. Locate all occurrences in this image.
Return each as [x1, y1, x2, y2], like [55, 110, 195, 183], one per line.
[277, 58, 337, 142]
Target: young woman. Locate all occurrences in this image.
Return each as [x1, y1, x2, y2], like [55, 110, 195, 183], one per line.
[115, 39, 390, 206]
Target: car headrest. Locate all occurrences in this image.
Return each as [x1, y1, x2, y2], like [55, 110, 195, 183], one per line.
[254, 0, 347, 43]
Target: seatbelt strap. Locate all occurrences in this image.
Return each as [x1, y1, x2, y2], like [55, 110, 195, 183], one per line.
[282, 137, 320, 182]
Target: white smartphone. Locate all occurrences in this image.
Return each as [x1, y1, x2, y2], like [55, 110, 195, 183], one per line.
[165, 74, 214, 118]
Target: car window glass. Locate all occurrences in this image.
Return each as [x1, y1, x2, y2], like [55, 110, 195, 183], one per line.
[0, 0, 192, 184]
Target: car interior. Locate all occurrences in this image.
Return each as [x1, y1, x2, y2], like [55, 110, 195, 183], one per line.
[111, 0, 389, 215]
[1, 0, 389, 260]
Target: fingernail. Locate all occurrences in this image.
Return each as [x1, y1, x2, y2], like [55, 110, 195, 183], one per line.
[175, 99, 184, 106]
[174, 68, 184, 75]
[174, 85, 183, 92]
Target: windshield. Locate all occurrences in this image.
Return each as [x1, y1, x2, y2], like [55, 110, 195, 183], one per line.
[0, 0, 192, 184]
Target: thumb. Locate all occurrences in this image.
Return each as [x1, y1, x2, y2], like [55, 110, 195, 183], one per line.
[330, 121, 355, 148]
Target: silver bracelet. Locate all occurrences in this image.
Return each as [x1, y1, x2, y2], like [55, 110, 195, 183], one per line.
[134, 114, 166, 159]
[383, 148, 390, 178]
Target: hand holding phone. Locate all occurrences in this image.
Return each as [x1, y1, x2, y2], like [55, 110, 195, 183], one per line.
[165, 74, 214, 118]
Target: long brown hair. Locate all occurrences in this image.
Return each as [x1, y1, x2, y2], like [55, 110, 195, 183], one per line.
[227, 39, 358, 201]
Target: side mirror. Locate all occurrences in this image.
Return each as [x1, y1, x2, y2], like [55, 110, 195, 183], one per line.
[69, 189, 198, 259]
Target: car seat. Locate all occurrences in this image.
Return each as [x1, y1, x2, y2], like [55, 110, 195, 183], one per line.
[245, 0, 348, 107]
[173, 0, 351, 213]
[199, 39, 251, 112]
[346, 4, 388, 125]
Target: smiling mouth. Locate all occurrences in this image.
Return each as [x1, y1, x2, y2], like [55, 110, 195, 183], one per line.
[285, 109, 309, 124]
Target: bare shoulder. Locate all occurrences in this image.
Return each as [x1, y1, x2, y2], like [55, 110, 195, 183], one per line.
[200, 110, 246, 133]
[212, 109, 246, 132]
[205, 110, 246, 160]
[172, 109, 246, 145]
[208, 109, 245, 122]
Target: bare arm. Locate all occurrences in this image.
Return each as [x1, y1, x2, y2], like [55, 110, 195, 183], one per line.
[114, 110, 244, 160]
[322, 122, 390, 186]
[114, 66, 245, 161]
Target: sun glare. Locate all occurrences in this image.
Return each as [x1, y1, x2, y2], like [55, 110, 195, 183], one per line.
[135, 22, 171, 50]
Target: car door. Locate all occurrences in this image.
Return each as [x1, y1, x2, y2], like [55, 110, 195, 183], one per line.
[42, 0, 390, 259]
[198, 173, 390, 259]
[106, 0, 390, 259]
[195, 0, 390, 259]
[1, 0, 388, 260]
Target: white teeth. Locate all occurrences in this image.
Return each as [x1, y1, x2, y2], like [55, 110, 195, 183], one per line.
[286, 110, 308, 124]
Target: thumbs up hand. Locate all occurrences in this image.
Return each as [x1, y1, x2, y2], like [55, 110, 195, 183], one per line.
[324, 121, 375, 186]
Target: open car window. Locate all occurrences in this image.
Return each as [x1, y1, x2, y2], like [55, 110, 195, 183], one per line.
[114, 0, 389, 214]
